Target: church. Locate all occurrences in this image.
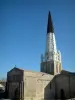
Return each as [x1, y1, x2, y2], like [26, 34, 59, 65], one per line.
[6, 11, 75, 100]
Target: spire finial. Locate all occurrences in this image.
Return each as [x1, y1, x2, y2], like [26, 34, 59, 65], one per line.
[47, 11, 54, 33]
[15, 65, 17, 68]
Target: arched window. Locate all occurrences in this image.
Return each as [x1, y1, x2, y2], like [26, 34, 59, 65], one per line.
[56, 64, 58, 73]
[50, 62, 54, 73]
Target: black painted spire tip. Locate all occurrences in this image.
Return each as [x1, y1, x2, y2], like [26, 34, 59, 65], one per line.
[47, 11, 54, 33]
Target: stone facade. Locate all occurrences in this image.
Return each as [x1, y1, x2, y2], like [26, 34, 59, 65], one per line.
[7, 67, 24, 99]
[7, 68, 75, 100]
[54, 71, 75, 99]
[7, 67, 54, 100]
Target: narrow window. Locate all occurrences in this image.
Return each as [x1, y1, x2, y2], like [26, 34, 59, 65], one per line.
[50, 83, 51, 89]
[59, 64, 61, 72]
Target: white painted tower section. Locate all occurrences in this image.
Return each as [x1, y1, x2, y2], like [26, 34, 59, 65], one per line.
[45, 32, 57, 61]
[46, 32, 57, 53]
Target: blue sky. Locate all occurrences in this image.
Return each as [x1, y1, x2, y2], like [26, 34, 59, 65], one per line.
[0, 0, 75, 78]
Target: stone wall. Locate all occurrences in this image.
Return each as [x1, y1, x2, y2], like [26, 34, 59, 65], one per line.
[24, 71, 54, 100]
[51, 73, 75, 99]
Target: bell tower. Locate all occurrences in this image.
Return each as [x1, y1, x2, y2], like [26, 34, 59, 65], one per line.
[40, 11, 62, 75]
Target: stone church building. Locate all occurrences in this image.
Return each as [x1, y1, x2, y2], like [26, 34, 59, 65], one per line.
[6, 11, 75, 100]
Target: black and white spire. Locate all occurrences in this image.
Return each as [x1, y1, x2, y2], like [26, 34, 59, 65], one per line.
[41, 11, 62, 75]
[47, 11, 54, 33]
[45, 11, 57, 59]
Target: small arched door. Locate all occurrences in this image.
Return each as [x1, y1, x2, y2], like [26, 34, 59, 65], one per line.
[60, 89, 66, 100]
[14, 87, 20, 100]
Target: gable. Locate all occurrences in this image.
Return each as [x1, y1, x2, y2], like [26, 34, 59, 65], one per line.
[7, 67, 24, 76]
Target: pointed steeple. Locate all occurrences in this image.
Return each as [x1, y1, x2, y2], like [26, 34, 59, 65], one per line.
[47, 11, 54, 33]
